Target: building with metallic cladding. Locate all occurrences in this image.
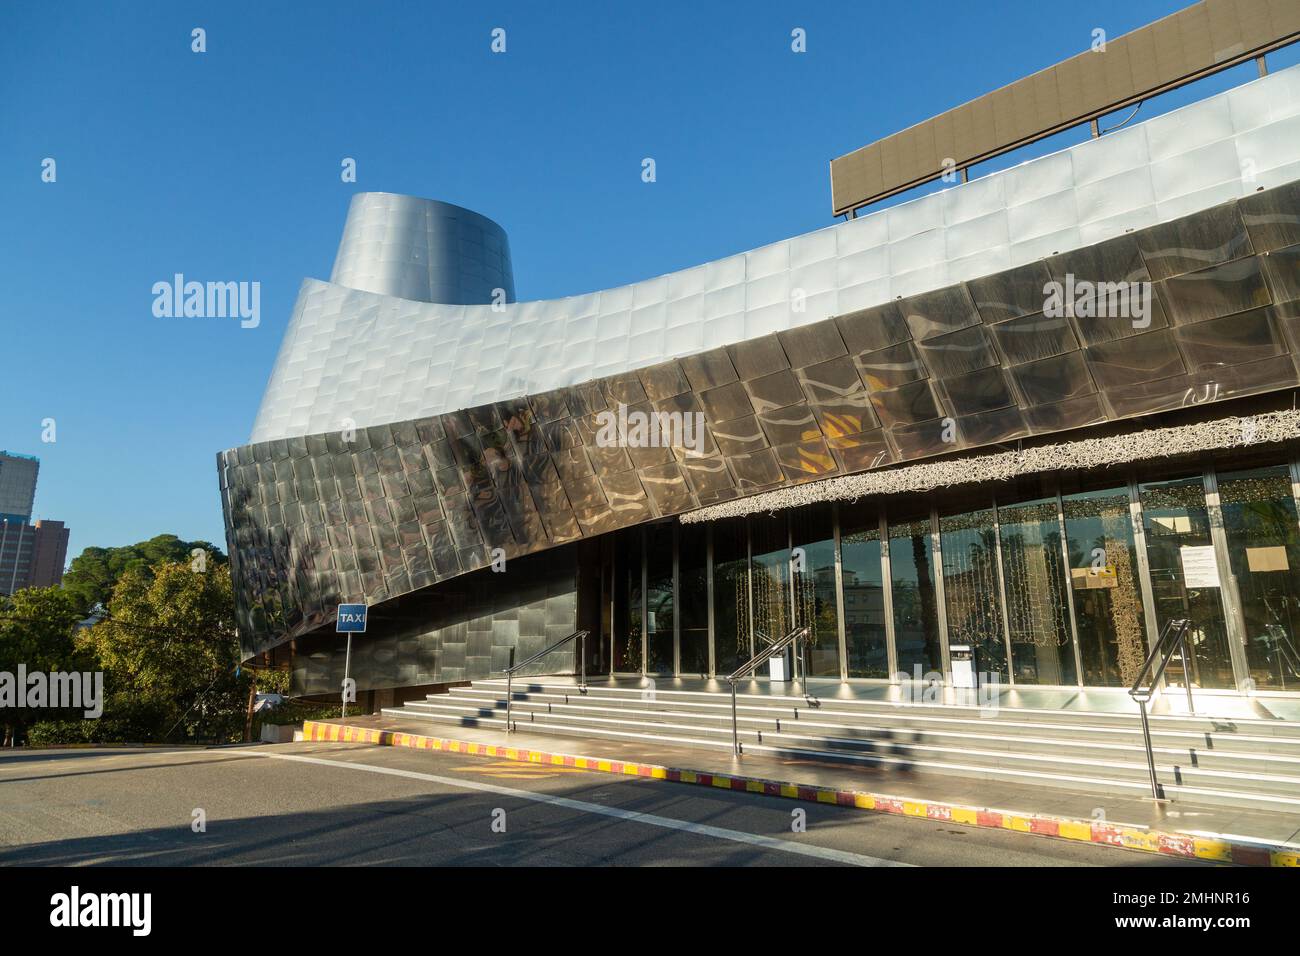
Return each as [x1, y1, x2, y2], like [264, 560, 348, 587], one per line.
[0, 452, 39, 525]
[221, 63, 1300, 701]
[0, 453, 70, 596]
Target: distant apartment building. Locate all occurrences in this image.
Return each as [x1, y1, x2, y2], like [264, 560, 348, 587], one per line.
[0, 451, 39, 524]
[0, 452, 71, 595]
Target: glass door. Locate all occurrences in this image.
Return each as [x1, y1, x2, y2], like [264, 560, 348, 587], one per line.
[792, 504, 842, 678]
[997, 493, 1076, 685]
[678, 523, 710, 677]
[611, 528, 643, 673]
[1216, 462, 1300, 691]
[645, 523, 675, 675]
[1138, 473, 1236, 689]
[840, 502, 889, 678]
[886, 511, 943, 677]
[750, 516, 792, 650]
[1060, 479, 1149, 687]
[711, 517, 750, 677]
[940, 503, 1009, 684]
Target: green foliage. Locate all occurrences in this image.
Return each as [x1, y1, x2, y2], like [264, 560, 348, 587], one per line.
[78, 559, 252, 743]
[61, 534, 226, 614]
[0, 587, 88, 742]
[25, 707, 172, 746]
[256, 669, 290, 695]
[3, 548, 262, 746]
[254, 700, 349, 728]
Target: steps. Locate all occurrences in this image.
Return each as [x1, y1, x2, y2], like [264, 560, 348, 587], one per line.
[380, 679, 1300, 811]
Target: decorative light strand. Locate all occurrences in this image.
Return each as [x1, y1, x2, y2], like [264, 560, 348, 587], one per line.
[682, 410, 1300, 525]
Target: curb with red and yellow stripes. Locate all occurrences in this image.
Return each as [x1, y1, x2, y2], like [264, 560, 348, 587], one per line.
[300, 720, 1299, 867]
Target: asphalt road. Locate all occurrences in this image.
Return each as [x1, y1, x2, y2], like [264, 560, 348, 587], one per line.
[0, 742, 1208, 866]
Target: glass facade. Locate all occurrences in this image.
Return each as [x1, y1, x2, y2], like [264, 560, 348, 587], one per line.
[1060, 476, 1148, 687]
[678, 522, 710, 677]
[1139, 472, 1235, 690]
[1217, 462, 1300, 691]
[595, 449, 1300, 696]
[645, 523, 675, 675]
[750, 517, 791, 647]
[225, 181, 1300, 662]
[998, 487, 1075, 685]
[840, 503, 888, 678]
[940, 496, 1008, 683]
[886, 510, 942, 677]
[792, 504, 841, 678]
[712, 517, 750, 677]
[611, 528, 642, 673]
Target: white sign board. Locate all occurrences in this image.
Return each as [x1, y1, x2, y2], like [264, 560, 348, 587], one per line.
[1180, 545, 1221, 588]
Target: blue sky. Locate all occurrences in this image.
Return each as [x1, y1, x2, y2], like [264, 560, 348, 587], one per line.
[1, 0, 1294, 563]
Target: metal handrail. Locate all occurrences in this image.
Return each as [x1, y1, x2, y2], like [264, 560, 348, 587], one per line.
[504, 629, 589, 734]
[1272, 630, 1300, 677]
[725, 625, 809, 755]
[1127, 617, 1193, 799]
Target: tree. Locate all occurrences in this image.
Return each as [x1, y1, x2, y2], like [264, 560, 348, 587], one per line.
[0, 587, 86, 745]
[77, 558, 251, 743]
[61, 535, 226, 613]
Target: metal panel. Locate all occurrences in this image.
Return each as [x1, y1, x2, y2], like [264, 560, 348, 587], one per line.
[832, 502, 848, 680]
[226, 86, 1300, 656]
[249, 69, 1300, 446]
[879, 510, 900, 680]
[330, 193, 514, 305]
[830, 0, 1300, 215]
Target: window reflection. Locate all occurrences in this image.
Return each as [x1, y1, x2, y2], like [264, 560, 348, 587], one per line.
[751, 516, 791, 649]
[598, 535, 614, 676]
[887, 511, 942, 677]
[792, 504, 841, 677]
[998, 495, 1076, 685]
[1139, 473, 1235, 689]
[602, 455, 1300, 693]
[1060, 479, 1148, 686]
[678, 523, 710, 677]
[840, 503, 889, 678]
[1218, 464, 1300, 690]
[645, 523, 675, 675]
[940, 504, 1008, 682]
[612, 528, 642, 673]
[712, 517, 750, 676]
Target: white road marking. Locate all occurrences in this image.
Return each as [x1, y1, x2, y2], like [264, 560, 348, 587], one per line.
[251, 749, 911, 867]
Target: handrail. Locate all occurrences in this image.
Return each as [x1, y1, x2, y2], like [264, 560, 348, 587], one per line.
[1127, 617, 1192, 799]
[1129, 617, 1193, 705]
[727, 626, 805, 682]
[1271, 629, 1300, 677]
[725, 625, 809, 755]
[504, 629, 589, 734]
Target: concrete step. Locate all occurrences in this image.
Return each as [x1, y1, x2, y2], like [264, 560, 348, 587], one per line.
[475, 679, 1300, 740]
[384, 699, 1300, 804]
[379, 702, 1300, 812]
[445, 687, 1300, 757]
[433, 692, 1300, 771]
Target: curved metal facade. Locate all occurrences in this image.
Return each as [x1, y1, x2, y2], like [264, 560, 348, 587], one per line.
[328, 192, 514, 305]
[249, 66, 1300, 445]
[223, 65, 1300, 659]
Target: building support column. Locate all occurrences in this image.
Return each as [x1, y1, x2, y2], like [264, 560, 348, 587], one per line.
[880, 511, 899, 681]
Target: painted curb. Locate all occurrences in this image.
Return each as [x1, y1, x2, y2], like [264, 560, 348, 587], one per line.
[300, 720, 1299, 867]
